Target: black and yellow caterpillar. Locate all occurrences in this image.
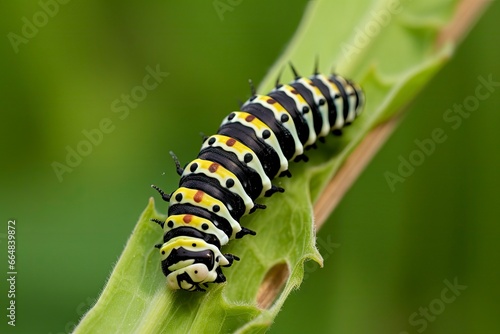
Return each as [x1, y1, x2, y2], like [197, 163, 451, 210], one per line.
[152, 65, 364, 291]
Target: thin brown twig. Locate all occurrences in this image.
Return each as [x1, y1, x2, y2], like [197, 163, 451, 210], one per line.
[313, 116, 400, 229]
[436, 0, 492, 49]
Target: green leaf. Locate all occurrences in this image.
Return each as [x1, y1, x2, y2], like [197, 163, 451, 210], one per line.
[74, 0, 485, 332]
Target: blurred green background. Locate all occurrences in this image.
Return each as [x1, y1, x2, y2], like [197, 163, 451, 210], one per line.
[1, 1, 499, 333]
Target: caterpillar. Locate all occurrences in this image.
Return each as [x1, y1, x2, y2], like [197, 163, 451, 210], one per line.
[151, 64, 364, 291]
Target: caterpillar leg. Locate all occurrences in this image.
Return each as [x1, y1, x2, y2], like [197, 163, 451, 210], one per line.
[279, 170, 292, 178]
[293, 154, 309, 163]
[249, 203, 266, 214]
[235, 227, 256, 239]
[265, 184, 285, 197]
[223, 253, 240, 267]
[212, 256, 237, 283]
[214, 267, 226, 283]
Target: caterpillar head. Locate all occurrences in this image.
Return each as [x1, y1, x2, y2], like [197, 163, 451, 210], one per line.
[158, 237, 229, 291]
[166, 263, 213, 291]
